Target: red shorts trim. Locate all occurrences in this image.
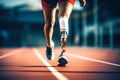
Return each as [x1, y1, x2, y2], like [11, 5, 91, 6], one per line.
[41, 0, 75, 8]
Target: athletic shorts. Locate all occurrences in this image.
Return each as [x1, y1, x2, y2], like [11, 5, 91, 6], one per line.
[41, 0, 75, 8]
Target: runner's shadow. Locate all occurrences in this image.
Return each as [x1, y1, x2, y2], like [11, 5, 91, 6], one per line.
[20, 65, 59, 67]
[1, 64, 120, 73]
[1, 70, 120, 73]
[0, 64, 59, 67]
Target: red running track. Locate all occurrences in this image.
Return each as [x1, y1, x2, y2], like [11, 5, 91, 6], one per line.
[0, 47, 120, 80]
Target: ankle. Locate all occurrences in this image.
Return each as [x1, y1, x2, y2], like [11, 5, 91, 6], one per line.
[47, 41, 54, 48]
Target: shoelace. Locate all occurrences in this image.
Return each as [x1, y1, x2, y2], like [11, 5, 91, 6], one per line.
[46, 46, 54, 54]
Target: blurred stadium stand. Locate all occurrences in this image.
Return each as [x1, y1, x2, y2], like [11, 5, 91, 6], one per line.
[0, 0, 120, 49]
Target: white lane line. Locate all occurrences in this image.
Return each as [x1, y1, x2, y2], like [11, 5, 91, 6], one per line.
[0, 48, 24, 59]
[66, 53, 120, 67]
[34, 48, 68, 80]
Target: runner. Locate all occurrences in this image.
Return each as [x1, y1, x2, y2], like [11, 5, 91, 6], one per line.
[41, 0, 86, 66]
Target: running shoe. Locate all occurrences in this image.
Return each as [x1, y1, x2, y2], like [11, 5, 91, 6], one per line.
[58, 54, 68, 66]
[46, 42, 55, 60]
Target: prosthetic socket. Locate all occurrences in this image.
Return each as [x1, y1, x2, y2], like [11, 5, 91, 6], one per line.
[59, 17, 69, 41]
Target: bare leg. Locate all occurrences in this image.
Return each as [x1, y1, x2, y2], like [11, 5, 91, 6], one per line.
[42, 6, 56, 47]
[58, 2, 73, 18]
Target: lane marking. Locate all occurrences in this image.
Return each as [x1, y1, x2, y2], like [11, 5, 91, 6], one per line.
[66, 53, 120, 67]
[34, 48, 68, 80]
[0, 48, 24, 59]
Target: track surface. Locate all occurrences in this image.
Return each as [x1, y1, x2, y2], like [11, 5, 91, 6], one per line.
[0, 47, 120, 80]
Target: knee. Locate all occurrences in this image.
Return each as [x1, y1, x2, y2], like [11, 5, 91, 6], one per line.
[44, 20, 55, 28]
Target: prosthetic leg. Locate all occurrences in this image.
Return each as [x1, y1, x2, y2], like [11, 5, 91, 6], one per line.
[58, 31, 68, 66]
[58, 17, 68, 66]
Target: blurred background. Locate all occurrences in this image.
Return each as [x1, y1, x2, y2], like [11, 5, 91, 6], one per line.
[0, 0, 120, 49]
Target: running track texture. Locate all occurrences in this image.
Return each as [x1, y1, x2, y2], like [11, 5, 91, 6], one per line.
[0, 47, 120, 80]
